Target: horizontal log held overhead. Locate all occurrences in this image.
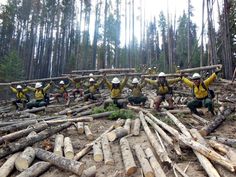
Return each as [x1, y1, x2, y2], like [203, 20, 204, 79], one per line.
[179, 64, 222, 73]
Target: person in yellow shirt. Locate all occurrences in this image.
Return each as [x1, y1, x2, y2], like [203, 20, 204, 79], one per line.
[69, 78, 83, 99]
[127, 77, 147, 107]
[53, 80, 71, 103]
[181, 68, 221, 116]
[145, 72, 181, 111]
[10, 84, 30, 110]
[26, 82, 52, 109]
[103, 74, 128, 108]
[84, 78, 103, 101]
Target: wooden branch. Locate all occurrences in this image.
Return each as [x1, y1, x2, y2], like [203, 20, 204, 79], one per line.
[53, 134, 64, 157]
[15, 161, 51, 177]
[64, 137, 74, 159]
[134, 144, 154, 177]
[120, 138, 137, 176]
[35, 148, 84, 175]
[15, 147, 36, 172]
[107, 127, 128, 142]
[132, 118, 141, 136]
[191, 114, 209, 124]
[84, 125, 94, 141]
[0, 152, 20, 177]
[139, 112, 171, 164]
[179, 64, 222, 73]
[123, 119, 131, 134]
[101, 135, 114, 165]
[93, 141, 103, 162]
[0, 122, 72, 159]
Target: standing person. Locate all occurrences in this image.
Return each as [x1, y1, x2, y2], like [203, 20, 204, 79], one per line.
[145, 72, 181, 111]
[10, 84, 30, 110]
[53, 80, 71, 103]
[83, 78, 103, 101]
[181, 68, 221, 116]
[127, 77, 147, 107]
[103, 74, 128, 108]
[26, 82, 52, 109]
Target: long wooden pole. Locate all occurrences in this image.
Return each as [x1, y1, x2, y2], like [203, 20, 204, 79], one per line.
[179, 64, 222, 73]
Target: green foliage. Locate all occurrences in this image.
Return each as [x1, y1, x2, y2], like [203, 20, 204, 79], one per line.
[108, 109, 135, 120]
[92, 103, 119, 114]
[0, 51, 24, 82]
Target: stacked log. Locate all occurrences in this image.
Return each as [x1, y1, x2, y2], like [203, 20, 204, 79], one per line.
[53, 134, 64, 156]
[107, 127, 128, 142]
[101, 135, 114, 165]
[15, 147, 35, 171]
[84, 125, 94, 140]
[64, 137, 74, 159]
[93, 141, 103, 162]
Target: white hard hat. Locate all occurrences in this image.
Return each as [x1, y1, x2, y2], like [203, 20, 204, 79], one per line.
[112, 77, 120, 84]
[132, 78, 139, 84]
[16, 85, 22, 89]
[154, 66, 157, 69]
[148, 68, 151, 70]
[35, 82, 42, 89]
[192, 73, 201, 80]
[89, 73, 93, 77]
[59, 80, 65, 85]
[158, 72, 166, 77]
[89, 78, 95, 82]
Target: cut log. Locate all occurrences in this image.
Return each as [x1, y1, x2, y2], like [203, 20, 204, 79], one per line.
[123, 119, 131, 134]
[208, 136, 236, 148]
[144, 147, 166, 177]
[16, 161, 51, 177]
[120, 138, 137, 176]
[114, 118, 125, 128]
[0, 152, 20, 177]
[15, 147, 35, 172]
[84, 125, 94, 141]
[189, 129, 221, 177]
[64, 137, 74, 159]
[74, 125, 114, 161]
[83, 165, 96, 177]
[76, 122, 84, 134]
[0, 122, 48, 145]
[139, 112, 171, 164]
[191, 114, 209, 124]
[54, 134, 64, 157]
[90, 111, 114, 119]
[0, 120, 38, 133]
[134, 144, 154, 177]
[179, 64, 222, 73]
[46, 117, 93, 125]
[0, 122, 72, 159]
[101, 135, 114, 165]
[35, 148, 84, 175]
[132, 118, 141, 136]
[93, 141, 103, 162]
[26, 131, 37, 138]
[107, 127, 129, 142]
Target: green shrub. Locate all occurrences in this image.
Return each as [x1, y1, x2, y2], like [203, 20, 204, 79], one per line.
[109, 109, 135, 120]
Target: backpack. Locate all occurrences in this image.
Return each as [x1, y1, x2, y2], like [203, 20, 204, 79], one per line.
[192, 82, 215, 99]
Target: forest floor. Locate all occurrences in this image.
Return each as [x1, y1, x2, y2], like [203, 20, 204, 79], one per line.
[0, 79, 236, 177]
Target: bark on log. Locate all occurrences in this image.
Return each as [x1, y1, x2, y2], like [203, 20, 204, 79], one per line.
[84, 125, 94, 141]
[64, 137, 74, 159]
[192, 114, 209, 124]
[90, 111, 114, 119]
[179, 64, 222, 73]
[139, 112, 171, 164]
[144, 147, 166, 177]
[0, 120, 38, 133]
[93, 141, 103, 162]
[123, 119, 131, 134]
[46, 117, 93, 125]
[35, 148, 84, 175]
[0, 122, 72, 159]
[76, 122, 84, 134]
[208, 136, 236, 148]
[120, 138, 137, 176]
[83, 165, 96, 177]
[114, 118, 125, 128]
[0, 122, 48, 145]
[132, 118, 141, 136]
[71, 102, 102, 114]
[53, 134, 64, 157]
[15, 147, 35, 172]
[189, 129, 221, 177]
[107, 127, 128, 142]
[199, 115, 226, 136]
[101, 135, 114, 165]
[15, 161, 51, 177]
[0, 152, 20, 177]
[134, 144, 154, 177]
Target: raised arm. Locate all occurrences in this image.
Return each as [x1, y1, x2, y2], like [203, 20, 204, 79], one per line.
[203, 73, 217, 87]
[181, 77, 194, 88]
[9, 86, 17, 93]
[43, 83, 52, 92]
[144, 78, 158, 86]
[104, 77, 112, 90]
[120, 76, 128, 89]
[167, 77, 181, 84]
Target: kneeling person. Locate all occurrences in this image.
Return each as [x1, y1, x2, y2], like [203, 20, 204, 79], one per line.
[53, 80, 70, 103]
[10, 84, 29, 110]
[84, 78, 103, 101]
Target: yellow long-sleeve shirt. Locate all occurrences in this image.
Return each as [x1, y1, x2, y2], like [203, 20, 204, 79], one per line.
[182, 73, 217, 99]
[88, 80, 103, 94]
[127, 82, 146, 97]
[145, 78, 180, 94]
[104, 76, 128, 98]
[10, 86, 29, 100]
[27, 83, 51, 100]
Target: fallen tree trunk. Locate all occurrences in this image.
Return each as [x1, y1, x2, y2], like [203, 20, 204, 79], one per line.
[53, 134, 64, 157]
[15, 147, 36, 172]
[139, 112, 171, 164]
[132, 118, 141, 136]
[179, 64, 222, 73]
[35, 148, 84, 175]
[120, 137, 137, 176]
[71, 102, 102, 114]
[123, 119, 131, 134]
[144, 147, 166, 177]
[107, 127, 128, 142]
[93, 141, 103, 162]
[207, 136, 236, 147]
[64, 137, 74, 159]
[134, 144, 154, 177]
[90, 111, 114, 119]
[76, 122, 84, 134]
[0, 152, 20, 177]
[191, 114, 209, 124]
[45, 117, 93, 125]
[15, 161, 51, 177]
[0, 120, 38, 133]
[0, 122, 48, 145]
[0, 122, 72, 159]
[101, 135, 114, 165]
[84, 125, 94, 141]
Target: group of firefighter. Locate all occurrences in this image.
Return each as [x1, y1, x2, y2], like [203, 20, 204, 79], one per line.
[9, 66, 222, 116]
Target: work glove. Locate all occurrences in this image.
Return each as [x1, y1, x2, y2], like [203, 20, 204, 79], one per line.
[215, 67, 222, 74]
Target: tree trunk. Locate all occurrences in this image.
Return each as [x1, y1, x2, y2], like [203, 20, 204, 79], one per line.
[132, 118, 141, 136]
[0, 152, 20, 177]
[84, 125, 94, 141]
[35, 148, 84, 175]
[107, 127, 129, 142]
[101, 135, 114, 165]
[64, 137, 74, 159]
[191, 114, 209, 124]
[93, 141, 103, 162]
[120, 137, 137, 176]
[0, 120, 38, 133]
[123, 119, 131, 134]
[53, 134, 64, 157]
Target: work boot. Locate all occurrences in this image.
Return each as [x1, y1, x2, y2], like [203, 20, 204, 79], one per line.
[192, 110, 204, 116]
